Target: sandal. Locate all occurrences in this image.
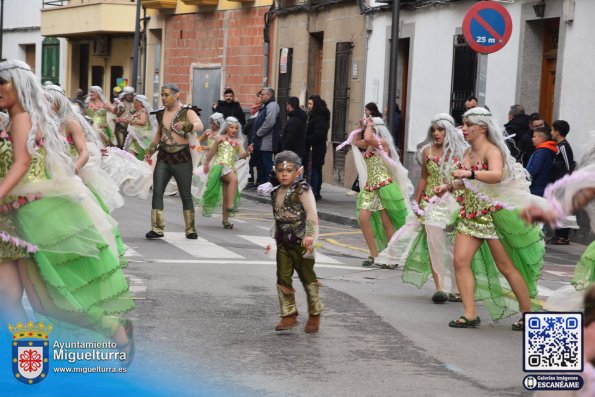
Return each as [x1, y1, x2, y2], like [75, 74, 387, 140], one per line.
[222, 222, 234, 229]
[362, 256, 375, 267]
[449, 315, 481, 328]
[380, 263, 398, 270]
[448, 293, 462, 302]
[549, 237, 569, 246]
[432, 291, 449, 304]
[511, 318, 524, 331]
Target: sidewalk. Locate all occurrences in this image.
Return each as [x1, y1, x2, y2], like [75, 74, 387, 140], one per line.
[241, 183, 588, 270]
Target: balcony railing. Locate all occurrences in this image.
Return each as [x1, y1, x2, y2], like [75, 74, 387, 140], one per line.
[42, 0, 68, 7]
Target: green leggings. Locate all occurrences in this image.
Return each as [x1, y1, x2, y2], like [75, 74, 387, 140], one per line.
[152, 160, 194, 211]
[276, 243, 318, 289]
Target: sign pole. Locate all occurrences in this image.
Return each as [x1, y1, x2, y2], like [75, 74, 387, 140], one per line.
[476, 53, 488, 108]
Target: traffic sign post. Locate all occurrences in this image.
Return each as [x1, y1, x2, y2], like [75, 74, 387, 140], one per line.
[463, 1, 513, 54]
[462, 1, 513, 107]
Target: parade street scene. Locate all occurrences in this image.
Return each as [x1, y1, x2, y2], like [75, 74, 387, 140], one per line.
[0, 0, 594, 396]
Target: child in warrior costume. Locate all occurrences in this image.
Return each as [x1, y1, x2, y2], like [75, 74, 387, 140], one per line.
[434, 107, 545, 330]
[0, 60, 134, 359]
[123, 95, 157, 160]
[270, 151, 323, 333]
[45, 85, 128, 268]
[521, 135, 595, 310]
[337, 117, 413, 267]
[377, 114, 466, 303]
[199, 117, 253, 229]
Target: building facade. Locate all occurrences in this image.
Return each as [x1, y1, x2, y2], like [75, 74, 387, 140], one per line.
[3, 0, 67, 85]
[41, 0, 137, 98]
[143, 0, 272, 128]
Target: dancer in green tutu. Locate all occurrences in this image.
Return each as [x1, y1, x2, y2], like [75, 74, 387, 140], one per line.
[0, 60, 134, 361]
[46, 84, 127, 268]
[198, 116, 253, 229]
[378, 114, 466, 302]
[337, 117, 412, 267]
[85, 85, 116, 146]
[434, 107, 545, 330]
[123, 95, 157, 160]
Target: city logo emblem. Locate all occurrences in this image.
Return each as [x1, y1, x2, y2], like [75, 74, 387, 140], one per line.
[8, 321, 53, 385]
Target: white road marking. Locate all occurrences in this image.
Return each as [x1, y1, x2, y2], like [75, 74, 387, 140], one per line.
[125, 247, 142, 257]
[147, 258, 370, 271]
[237, 235, 343, 264]
[543, 270, 573, 277]
[163, 232, 244, 259]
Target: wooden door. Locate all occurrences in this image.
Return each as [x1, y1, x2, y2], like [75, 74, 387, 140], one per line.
[539, 19, 559, 124]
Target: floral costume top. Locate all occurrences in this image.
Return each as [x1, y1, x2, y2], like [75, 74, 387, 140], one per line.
[0, 132, 45, 260]
[419, 149, 443, 210]
[85, 105, 114, 144]
[455, 161, 501, 239]
[359, 151, 393, 211]
[215, 139, 240, 174]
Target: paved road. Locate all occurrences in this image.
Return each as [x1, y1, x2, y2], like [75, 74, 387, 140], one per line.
[108, 194, 583, 397]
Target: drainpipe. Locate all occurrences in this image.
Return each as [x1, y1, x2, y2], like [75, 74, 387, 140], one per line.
[0, 0, 4, 61]
[386, 0, 400, 139]
[131, 0, 142, 92]
[263, 6, 274, 87]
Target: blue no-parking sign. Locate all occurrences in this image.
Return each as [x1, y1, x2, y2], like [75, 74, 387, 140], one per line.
[462, 1, 512, 54]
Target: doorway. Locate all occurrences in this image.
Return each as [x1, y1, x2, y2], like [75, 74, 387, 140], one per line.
[539, 19, 559, 125]
[192, 67, 221, 130]
[307, 32, 324, 98]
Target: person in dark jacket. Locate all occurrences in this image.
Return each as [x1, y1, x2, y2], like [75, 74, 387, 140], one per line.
[253, 87, 281, 184]
[526, 127, 558, 197]
[212, 88, 246, 127]
[281, 96, 307, 159]
[549, 119, 575, 245]
[304, 95, 330, 201]
[504, 104, 532, 166]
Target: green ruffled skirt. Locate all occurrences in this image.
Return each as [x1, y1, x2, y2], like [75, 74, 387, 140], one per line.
[16, 197, 134, 328]
[402, 230, 431, 287]
[197, 164, 240, 217]
[465, 209, 544, 320]
[572, 241, 595, 291]
[356, 182, 410, 252]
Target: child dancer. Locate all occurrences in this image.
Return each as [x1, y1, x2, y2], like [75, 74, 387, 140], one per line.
[434, 107, 544, 330]
[378, 114, 466, 302]
[270, 151, 323, 333]
[199, 117, 252, 228]
[0, 60, 133, 360]
[338, 117, 412, 267]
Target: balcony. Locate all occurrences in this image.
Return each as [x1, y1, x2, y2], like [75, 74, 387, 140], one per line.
[141, 0, 177, 9]
[181, 0, 218, 6]
[41, 0, 136, 37]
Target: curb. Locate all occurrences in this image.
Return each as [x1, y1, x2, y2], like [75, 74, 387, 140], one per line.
[240, 192, 360, 228]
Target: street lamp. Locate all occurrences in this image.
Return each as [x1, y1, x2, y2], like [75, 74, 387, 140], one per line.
[533, 0, 546, 18]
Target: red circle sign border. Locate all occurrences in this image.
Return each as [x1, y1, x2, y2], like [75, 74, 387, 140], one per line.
[462, 1, 513, 54]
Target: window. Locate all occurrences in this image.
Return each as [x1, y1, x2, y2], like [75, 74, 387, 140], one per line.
[450, 34, 477, 125]
[42, 38, 60, 85]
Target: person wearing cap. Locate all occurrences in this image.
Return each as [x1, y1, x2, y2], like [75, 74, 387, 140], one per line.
[144, 83, 203, 240]
[113, 86, 136, 148]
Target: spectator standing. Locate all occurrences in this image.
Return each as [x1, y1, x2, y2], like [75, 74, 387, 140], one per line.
[526, 126, 558, 197]
[213, 88, 246, 127]
[245, 90, 263, 187]
[549, 119, 575, 245]
[504, 104, 532, 166]
[281, 96, 307, 160]
[304, 95, 330, 201]
[253, 87, 281, 184]
[465, 96, 478, 110]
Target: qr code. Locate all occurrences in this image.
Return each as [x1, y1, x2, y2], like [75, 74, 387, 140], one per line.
[523, 312, 583, 372]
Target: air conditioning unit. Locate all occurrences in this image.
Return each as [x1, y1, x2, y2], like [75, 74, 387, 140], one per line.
[92, 36, 110, 57]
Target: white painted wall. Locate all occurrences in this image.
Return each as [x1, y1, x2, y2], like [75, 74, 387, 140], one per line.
[2, 0, 67, 85]
[556, 0, 595, 161]
[364, 0, 592, 156]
